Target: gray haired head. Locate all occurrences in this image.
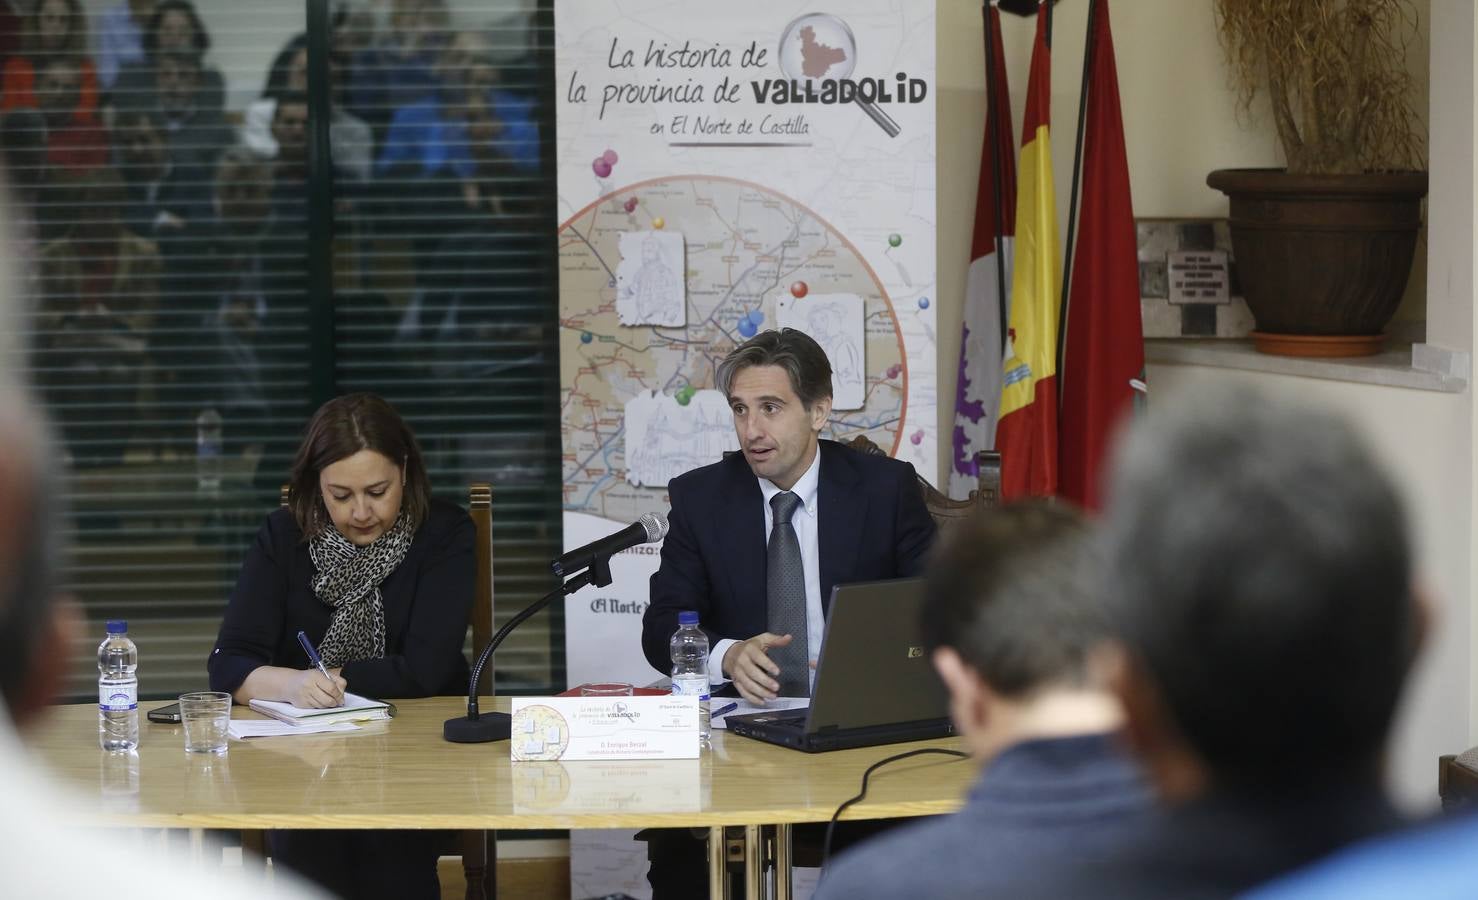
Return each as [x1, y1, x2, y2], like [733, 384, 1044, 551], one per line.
[716, 328, 833, 410]
[1101, 383, 1416, 790]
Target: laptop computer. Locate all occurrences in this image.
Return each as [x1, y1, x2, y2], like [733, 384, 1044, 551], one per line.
[725, 577, 955, 752]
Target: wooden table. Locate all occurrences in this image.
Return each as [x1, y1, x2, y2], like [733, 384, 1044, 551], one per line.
[31, 697, 974, 899]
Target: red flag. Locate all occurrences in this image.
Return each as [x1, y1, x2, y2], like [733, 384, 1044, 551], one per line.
[1059, 0, 1144, 510]
[995, 4, 1060, 499]
[949, 5, 1017, 500]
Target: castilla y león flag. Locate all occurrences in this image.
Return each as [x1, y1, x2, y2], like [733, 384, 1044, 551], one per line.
[995, 4, 1060, 499]
[1059, 0, 1144, 510]
[950, 5, 1016, 500]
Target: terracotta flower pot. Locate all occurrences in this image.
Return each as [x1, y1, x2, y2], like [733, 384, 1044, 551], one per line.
[1206, 168, 1428, 357]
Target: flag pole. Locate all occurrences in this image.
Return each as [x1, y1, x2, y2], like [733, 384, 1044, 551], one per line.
[984, 2, 1010, 357]
[1056, 0, 1099, 396]
[1043, 0, 1053, 48]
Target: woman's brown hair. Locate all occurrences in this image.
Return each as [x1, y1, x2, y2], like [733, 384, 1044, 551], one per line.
[288, 393, 431, 540]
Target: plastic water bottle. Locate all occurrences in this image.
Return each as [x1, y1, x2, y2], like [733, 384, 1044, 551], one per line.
[195, 408, 223, 493]
[670, 611, 711, 749]
[98, 620, 139, 752]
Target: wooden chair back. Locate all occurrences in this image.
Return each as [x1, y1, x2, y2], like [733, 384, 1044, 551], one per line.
[843, 436, 1000, 530]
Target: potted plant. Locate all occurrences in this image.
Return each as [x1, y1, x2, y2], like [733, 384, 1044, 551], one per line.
[1207, 0, 1427, 357]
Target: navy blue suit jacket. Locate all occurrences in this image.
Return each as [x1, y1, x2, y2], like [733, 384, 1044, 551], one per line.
[641, 439, 937, 675]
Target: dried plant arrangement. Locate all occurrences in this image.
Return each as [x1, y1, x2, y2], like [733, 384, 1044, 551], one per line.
[1214, 0, 1423, 175]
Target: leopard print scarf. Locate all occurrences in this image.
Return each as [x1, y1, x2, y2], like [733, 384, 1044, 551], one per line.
[308, 513, 414, 667]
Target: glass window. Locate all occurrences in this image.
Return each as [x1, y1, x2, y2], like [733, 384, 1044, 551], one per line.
[6, 0, 559, 700]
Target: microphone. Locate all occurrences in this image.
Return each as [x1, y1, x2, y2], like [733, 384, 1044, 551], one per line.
[551, 511, 668, 578]
[443, 510, 670, 744]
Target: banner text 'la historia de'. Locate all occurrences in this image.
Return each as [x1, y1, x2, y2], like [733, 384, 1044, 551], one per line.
[566, 37, 928, 135]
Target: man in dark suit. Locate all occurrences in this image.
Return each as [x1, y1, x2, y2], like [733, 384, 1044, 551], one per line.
[639, 328, 936, 898]
[641, 327, 936, 699]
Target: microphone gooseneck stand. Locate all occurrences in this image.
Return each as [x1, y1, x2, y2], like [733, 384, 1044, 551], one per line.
[442, 556, 613, 743]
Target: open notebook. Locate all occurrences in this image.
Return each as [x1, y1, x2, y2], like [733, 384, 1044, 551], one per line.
[248, 692, 392, 726]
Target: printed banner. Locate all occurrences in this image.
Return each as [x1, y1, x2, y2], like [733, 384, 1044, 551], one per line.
[558, 0, 939, 693]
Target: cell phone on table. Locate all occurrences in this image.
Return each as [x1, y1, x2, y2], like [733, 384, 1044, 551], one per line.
[147, 702, 182, 723]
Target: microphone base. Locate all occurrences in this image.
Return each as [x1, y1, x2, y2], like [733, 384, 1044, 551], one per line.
[443, 712, 512, 743]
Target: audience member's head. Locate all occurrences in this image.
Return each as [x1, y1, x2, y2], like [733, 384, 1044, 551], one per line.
[923, 501, 1119, 758]
[262, 34, 309, 100]
[35, 54, 82, 130]
[114, 106, 169, 183]
[1100, 384, 1421, 800]
[384, 0, 448, 58]
[154, 49, 202, 117]
[126, 0, 156, 26]
[0, 392, 73, 730]
[271, 91, 308, 173]
[141, 0, 210, 59]
[435, 30, 493, 100]
[23, 0, 87, 57]
[213, 146, 272, 236]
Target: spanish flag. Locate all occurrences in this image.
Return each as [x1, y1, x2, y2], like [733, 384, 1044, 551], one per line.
[996, 4, 1060, 498]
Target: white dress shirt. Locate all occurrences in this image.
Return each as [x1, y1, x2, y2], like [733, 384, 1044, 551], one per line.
[708, 448, 822, 692]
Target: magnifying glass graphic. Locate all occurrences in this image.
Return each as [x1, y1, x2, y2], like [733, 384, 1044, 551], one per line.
[777, 12, 901, 138]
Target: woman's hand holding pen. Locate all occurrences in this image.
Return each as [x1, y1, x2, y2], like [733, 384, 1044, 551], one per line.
[287, 667, 347, 708]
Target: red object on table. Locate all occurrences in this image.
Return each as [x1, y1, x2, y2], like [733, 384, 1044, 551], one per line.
[557, 683, 668, 697]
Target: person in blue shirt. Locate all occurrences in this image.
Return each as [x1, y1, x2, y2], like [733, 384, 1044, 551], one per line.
[1244, 812, 1478, 900]
[814, 502, 1151, 900]
[374, 30, 539, 180]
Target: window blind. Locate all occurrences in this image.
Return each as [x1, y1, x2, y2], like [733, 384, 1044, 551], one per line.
[8, 0, 561, 701]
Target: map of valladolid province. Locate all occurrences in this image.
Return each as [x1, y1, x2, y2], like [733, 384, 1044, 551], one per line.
[560, 176, 907, 523]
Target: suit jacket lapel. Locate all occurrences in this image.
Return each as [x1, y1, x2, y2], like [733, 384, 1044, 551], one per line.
[817, 441, 866, 617]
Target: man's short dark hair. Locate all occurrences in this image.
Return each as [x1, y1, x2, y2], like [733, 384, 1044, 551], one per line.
[716, 328, 832, 409]
[1102, 384, 1416, 791]
[922, 501, 1107, 697]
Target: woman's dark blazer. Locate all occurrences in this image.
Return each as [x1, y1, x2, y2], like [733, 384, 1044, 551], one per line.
[208, 497, 475, 699]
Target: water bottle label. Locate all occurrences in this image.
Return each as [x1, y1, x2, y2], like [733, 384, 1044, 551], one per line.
[99, 683, 137, 711]
[671, 675, 709, 702]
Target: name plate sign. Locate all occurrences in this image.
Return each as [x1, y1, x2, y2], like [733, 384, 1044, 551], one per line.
[510, 695, 699, 761]
[1168, 250, 1231, 305]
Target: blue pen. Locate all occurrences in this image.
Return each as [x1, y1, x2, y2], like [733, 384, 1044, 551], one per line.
[296, 630, 332, 682]
[710, 701, 738, 720]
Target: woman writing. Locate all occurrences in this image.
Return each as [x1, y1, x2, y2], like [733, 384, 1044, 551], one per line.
[208, 392, 473, 897]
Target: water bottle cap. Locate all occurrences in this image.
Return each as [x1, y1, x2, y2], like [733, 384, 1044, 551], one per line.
[677, 611, 698, 626]
[106, 619, 127, 634]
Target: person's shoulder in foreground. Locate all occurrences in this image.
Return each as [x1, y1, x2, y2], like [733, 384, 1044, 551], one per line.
[815, 733, 1150, 900]
[815, 501, 1147, 900]
[1243, 812, 1478, 900]
[1000, 383, 1420, 900]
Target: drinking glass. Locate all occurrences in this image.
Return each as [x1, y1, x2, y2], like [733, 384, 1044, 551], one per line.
[179, 691, 232, 754]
